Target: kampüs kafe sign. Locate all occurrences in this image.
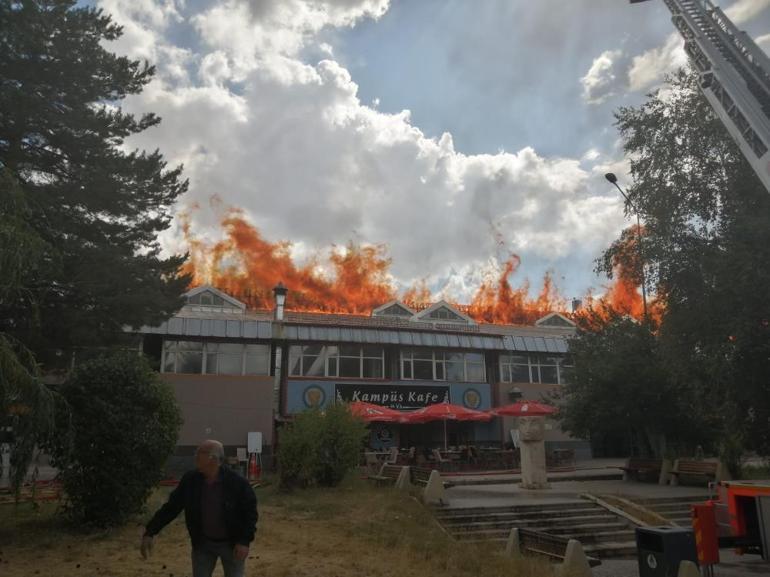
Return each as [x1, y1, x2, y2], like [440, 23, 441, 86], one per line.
[335, 384, 449, 410]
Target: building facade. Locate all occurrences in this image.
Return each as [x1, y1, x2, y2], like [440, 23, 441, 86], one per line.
[138, 285, 588, 469]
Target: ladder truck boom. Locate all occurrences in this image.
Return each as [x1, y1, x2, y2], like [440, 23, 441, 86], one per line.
[633, 0, 770, 192]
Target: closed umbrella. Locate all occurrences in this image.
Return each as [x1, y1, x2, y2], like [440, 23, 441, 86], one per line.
[406, 403, 492, 451]
[490, 401, 557, 417]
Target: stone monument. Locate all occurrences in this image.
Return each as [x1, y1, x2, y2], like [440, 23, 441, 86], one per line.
[519, 416, 549, 489]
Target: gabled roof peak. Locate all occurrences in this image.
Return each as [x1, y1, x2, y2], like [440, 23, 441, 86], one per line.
[184, 285, 246, 311]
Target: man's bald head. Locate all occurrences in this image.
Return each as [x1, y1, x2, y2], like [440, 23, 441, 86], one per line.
[195, 439, 224, 477]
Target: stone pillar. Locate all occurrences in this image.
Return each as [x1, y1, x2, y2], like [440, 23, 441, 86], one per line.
[519, 416, 549, 489]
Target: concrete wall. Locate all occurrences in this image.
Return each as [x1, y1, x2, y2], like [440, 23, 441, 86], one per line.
[162, 373, 274, 449]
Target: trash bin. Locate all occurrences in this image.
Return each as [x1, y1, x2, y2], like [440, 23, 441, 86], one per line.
[636, 526, 698, 577]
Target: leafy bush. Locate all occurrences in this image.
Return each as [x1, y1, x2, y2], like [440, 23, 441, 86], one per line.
[48, 353, 181, 526]
[278, 404, 367, 489]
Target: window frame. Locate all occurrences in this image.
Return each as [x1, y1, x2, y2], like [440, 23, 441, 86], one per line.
[287, 344, 385, 379]
[162, 340, 271, 376]
[400, 349, 486, 382]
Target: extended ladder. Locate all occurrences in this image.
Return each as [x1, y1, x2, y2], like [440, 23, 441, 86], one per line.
[634, 0, 770, 192]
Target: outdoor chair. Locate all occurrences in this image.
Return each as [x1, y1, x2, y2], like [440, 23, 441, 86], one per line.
[386, 446, 399, 464]
[364, 452, 381, 476]
[432, 449, 453, 472]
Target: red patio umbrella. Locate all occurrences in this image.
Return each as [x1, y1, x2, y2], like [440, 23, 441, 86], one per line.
[490, 401, 557, 417]
[405, 403, 492, 450]
[348, 401, 405, 423]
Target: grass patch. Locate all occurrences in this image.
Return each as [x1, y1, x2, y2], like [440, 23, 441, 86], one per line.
[0, 474, 551, 577]
[740, 464, 770, 480]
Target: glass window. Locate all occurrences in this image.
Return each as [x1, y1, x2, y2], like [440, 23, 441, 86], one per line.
[445, 360, 464, 381]
[510, 364, 530, 382]
[245, 344, 270, 375]
[178, 351, 203, 374]
[363, 358, 383, 378]
[288, 346, 302, 376]
[302, 355, 324, 377]
[413, 359, 433, 380]
[163, 352, 176, 373]
[339, 356, 360, 377]
[466, 362, 485, 382]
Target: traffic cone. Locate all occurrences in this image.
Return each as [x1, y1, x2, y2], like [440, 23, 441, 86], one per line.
[248, 453, 257, 480]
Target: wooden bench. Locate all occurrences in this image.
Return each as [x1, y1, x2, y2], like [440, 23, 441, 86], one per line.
[410, 466, 434, 486]
[670, 459, 719, 486]
[518, 528, 601, 567]
[620, 457, 663, 482]
[410, 466, 454, 489]
[369, 463, 403, 485]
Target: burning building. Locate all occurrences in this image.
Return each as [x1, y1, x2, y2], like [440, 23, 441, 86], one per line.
[137, 282, 587, 471]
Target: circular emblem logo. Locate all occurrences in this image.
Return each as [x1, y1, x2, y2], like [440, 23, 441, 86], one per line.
[463, 388, 481, 409]
[646, 553, 657, 569]
[303, 386, 326, 408]
[376, 427, 392, 442]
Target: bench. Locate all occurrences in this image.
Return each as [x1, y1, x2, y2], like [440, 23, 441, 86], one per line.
[518, 528, 601, 567]
[369, 464, 404, 485]
[670, 459, 719, 486]
[410, 466, 454, 489]
[620, 457, 663, 482]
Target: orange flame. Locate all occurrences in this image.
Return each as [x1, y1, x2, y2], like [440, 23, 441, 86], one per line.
[575, 224, 662, 328]
[180, 207, 654, 326]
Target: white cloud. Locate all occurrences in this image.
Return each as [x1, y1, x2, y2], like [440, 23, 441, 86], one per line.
[757, 33, 770, 56]
[100, 0, 626, 300]
[725, 0, 770, 24]
[581, 49, 625, 104]
[628, 33, 687, 93]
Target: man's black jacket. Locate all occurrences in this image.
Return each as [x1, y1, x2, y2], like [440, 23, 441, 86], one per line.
[145, 467, 257, 548]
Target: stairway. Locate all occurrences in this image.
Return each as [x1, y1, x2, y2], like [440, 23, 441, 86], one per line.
[631, 495, 707, 527]
[433, 500, 638, 558]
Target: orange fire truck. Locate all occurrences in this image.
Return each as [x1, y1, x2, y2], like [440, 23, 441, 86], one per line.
[691, 480, 770, 567]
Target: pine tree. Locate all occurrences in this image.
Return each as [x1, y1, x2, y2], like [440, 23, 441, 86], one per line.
[0, 0, 189, 355]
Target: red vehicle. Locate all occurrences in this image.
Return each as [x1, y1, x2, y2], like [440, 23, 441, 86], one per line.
[691, 480, 770, 567]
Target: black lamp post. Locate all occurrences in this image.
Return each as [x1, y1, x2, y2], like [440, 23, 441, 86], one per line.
[605, 173, 648, 322]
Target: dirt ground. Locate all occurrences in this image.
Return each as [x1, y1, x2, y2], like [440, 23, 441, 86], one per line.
[0, 478, 550, 577]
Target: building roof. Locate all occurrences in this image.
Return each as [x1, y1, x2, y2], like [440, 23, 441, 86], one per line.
[139, 308, 573, 353]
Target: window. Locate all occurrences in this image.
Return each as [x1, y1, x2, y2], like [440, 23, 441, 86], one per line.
[401, 350, 486, 382]
[288, 344, 384, 379]
[499, 354, 571, 385]
[162, 340, 270, 375]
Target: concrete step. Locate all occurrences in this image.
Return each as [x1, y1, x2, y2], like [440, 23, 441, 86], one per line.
[439, 507, 610, 524]
[451, 521, 631, 540]
[435, 501, 593, 518]
[635, 496, 706, 506]
[647, 502, 696, 513]
[584, 540, 638, 559]
[448, 514, 623, 532]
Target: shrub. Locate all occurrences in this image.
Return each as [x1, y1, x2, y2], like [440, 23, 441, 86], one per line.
[48, 353, 181, 526]
[278, 404, 367, 489]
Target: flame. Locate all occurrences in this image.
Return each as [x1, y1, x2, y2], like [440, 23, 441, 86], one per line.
[574, 224, 662, 328]
[180, 207, 655, 326]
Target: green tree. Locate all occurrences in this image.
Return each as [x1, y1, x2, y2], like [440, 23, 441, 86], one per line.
[0, 170, 67, 496]
[559, 311, 698, 458]
[48, 353, 181, 526]
[602, 71, 770, 460]
[0, 0, 189, 356]
[278, 404, 368, 489]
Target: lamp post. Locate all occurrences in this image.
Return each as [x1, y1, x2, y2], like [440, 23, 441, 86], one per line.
[605, 173, 648, 322]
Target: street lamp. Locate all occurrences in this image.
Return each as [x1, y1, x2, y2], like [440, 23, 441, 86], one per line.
[605, 173, 648, 322]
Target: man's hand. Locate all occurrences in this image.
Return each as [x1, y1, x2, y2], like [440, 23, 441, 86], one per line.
[140, 535, 154, 560]
[234, 544, 249, 561]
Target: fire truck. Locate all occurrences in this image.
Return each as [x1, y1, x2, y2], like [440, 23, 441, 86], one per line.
[632, 0, 770, 193]
[692, 480, 770, 568]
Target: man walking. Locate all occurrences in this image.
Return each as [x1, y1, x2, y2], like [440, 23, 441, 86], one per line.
[141, 440, 257, 577]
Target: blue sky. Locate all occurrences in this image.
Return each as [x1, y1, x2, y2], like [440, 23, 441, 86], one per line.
[100, 0, 770, 304]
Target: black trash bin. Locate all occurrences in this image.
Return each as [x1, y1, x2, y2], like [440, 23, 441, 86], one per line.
[636, 526, 698, 577]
